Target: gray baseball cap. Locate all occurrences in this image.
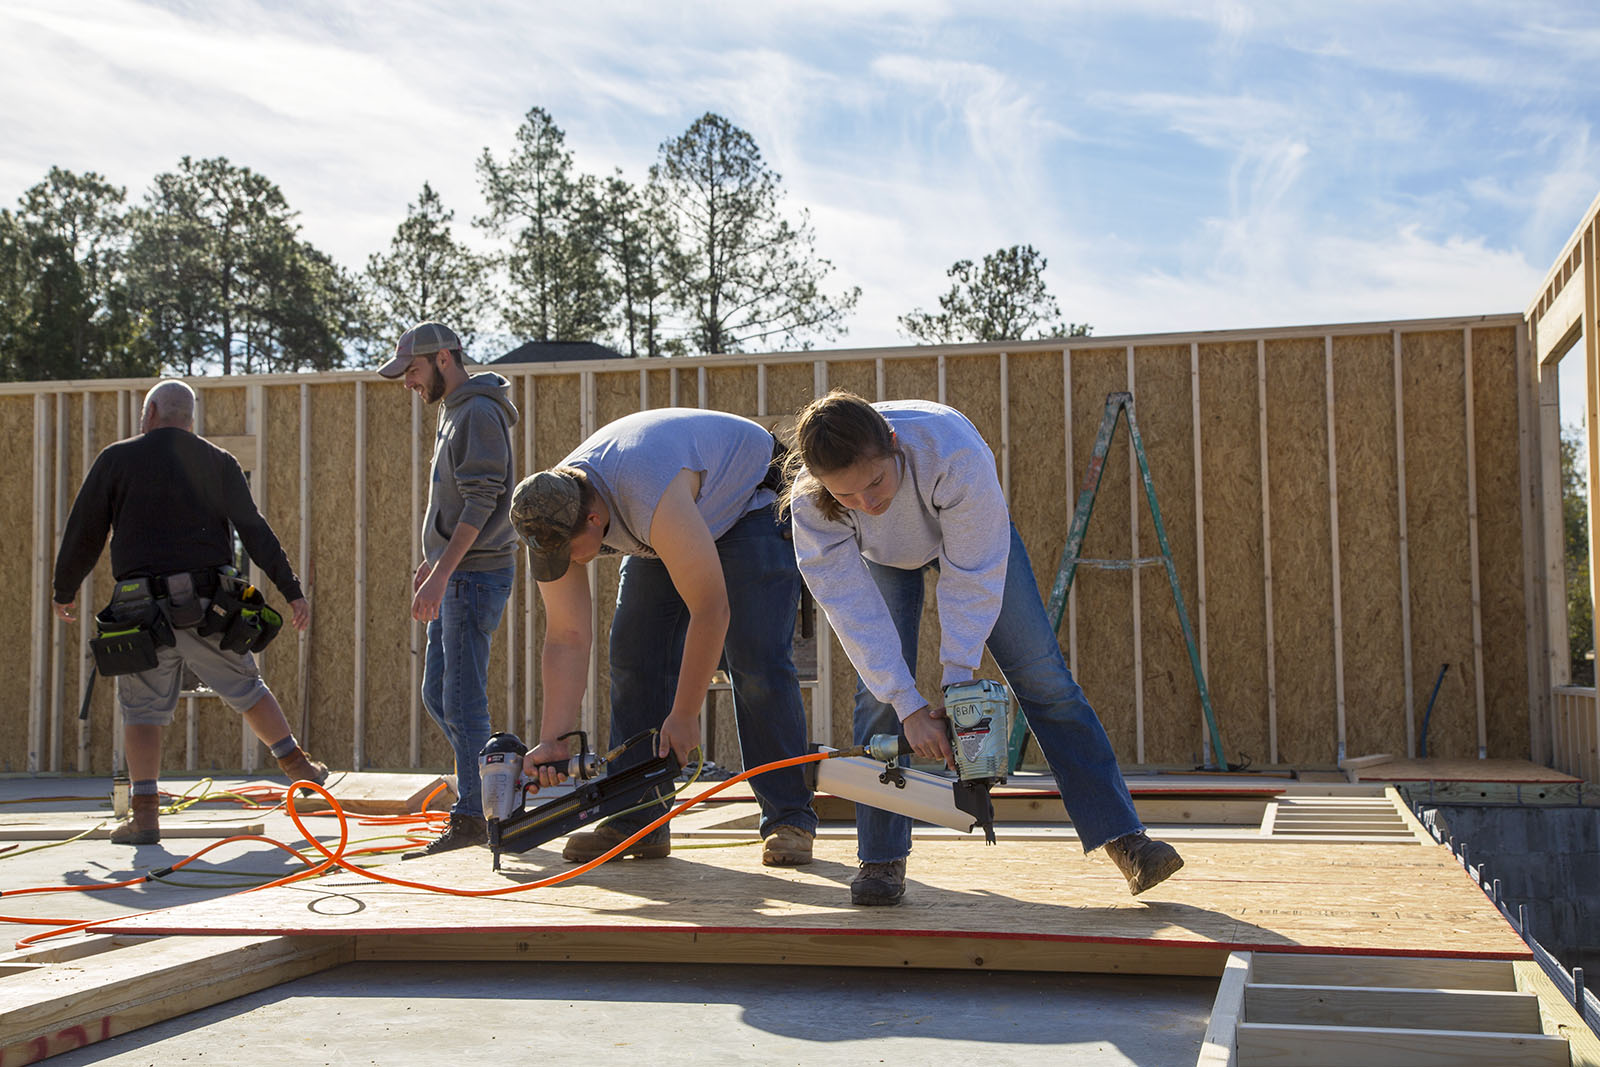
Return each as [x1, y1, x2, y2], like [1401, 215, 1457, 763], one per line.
[511, 470, 585, 581]
[378, 321, 463, 378]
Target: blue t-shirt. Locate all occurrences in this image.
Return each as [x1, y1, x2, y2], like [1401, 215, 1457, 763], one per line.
[561, 408, 776, 557]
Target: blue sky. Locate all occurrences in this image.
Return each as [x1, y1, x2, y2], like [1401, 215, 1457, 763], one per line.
[3, 0, 1598, 351]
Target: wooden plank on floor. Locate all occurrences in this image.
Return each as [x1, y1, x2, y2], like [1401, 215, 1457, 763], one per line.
[1516, 959, 1600, 1067]
[293, 772, 455, 815]
[0, 934, 353, 1063]
[91, 839, 1531, 968]
[1354, 757, 1578, 783]
[1244, 983, 1541, 1032]
[1248, 954, 1516, 990]
[1235, 1022, 1568, 1066]
[1199, 951, 1250, 1067]
[0, 815, 265, 840]
[353, 928, 1229, 976]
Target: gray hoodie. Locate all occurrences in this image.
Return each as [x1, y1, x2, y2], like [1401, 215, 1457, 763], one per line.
[424, 372, 519, 572]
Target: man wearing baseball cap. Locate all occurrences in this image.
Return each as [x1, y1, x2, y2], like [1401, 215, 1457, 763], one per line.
[510, 409, 817, 867]
[379, 322, 519, 857]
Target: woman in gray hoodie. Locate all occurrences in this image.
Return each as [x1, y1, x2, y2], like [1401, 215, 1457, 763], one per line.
[786, 390, 1182, 906]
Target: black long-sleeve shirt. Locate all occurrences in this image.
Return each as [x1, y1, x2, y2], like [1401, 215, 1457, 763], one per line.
[53, 426, 303, 605]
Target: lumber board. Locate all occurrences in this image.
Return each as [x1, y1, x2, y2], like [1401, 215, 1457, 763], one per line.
[91, 838, 1530, 973]
[1243, 982, 1541, 1032]
[1354, 757, 1577, 783]
[0, 814, 265, 840]
[1516, 959, 1600, 1067]
[0, 934, 352, 1063]
[1198, 950, 1250, 1067]
[1234, 1022, 1568, 1066]
[291, 771, 455, 815]
[1247, 953, 1516, 990]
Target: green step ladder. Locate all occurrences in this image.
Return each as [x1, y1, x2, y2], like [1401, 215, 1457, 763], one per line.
[1040, 391, 1229, 770]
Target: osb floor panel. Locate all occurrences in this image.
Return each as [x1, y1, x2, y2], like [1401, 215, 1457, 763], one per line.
[92, 835, 1528, 975]
[1352, 758, 1580, 783]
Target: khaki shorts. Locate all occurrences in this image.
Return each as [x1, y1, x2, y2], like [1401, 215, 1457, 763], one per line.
[115, 625, 270, 726]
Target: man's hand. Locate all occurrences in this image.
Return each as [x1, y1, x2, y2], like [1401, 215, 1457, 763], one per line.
[903, 705, 953, 770]
[413, 560, 432, 593]
[289, 597, 310, 632]
[412, 570, 447, 622]
[657, 709, 701, 766]
[52, 600, 75, 623]
[522, 739, 573, 795]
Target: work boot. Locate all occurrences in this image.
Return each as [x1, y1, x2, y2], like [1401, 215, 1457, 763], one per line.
[1104, 831, 1184, 896]
[850, 858, 907, 906]
[276, 748, 330, 793]
[110, 793, 161, 845]
[403, 813, 487, 859]
[761, 824, 815, 867]
[562, 820, 670, 862]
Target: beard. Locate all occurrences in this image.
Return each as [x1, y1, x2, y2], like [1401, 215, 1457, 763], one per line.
[421, 361, 446, 404]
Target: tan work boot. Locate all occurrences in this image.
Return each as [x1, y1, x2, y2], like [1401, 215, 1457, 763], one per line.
[1104, 831, 1184, 895]
[276, 748, 330, 793]
[403, 813, 487, 859]
[761, 824, 815, 866]
[110, 793, 161, 845]
[850, 858, 907, 906]
[562, 820, 670, 862]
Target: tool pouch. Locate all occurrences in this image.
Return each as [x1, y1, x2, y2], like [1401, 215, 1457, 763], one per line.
[90, 578, 175, 676]
[203, 579, 282, 655]
[163, 571, 206, 630]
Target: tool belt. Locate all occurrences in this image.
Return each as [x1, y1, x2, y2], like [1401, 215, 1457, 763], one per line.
[90, 577, 176, 677]
[196, 569, 283, 655]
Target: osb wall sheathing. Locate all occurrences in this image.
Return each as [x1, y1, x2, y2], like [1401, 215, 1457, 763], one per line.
[1403, 331, 1478, 759]
[1331, 335, 1406, 759]
[4, 318, 1537, 776]
[1473, 327, 1529, 756]
[1197, 341, 1270, 767]
[1133, 344, 1204, 765]
[1264, 337, 1337, 765]
[306, 383, 358, 770]
[1070, 346, 1138, 759]
[363, 382, 417, 768]
[187, 385, 245, 771]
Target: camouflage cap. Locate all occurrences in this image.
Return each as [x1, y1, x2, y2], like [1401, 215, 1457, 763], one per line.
[377, 321, 463, 379]
[511, 470, 585, 581]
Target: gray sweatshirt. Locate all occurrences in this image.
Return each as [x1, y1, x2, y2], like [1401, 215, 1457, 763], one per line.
[791, 400, 1009, 720]
[424, 372, 519, 572]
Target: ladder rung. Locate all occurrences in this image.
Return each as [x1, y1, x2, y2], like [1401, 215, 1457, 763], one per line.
[1070, 556, 1167, 570]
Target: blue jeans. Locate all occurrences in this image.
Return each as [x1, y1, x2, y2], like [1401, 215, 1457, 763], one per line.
[853, 524, 1142, 861]
[422, 564, 514, 818]
[606, 505, 817, 838]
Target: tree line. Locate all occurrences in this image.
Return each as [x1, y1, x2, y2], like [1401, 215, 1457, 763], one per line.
[0, 108, 1084, 380]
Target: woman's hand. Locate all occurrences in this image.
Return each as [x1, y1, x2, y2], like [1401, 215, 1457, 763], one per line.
[902, 705, 954, 770]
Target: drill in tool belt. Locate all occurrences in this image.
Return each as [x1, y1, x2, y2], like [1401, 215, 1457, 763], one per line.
[477, 730, 680, 871]
[814, 678, 1016, 843]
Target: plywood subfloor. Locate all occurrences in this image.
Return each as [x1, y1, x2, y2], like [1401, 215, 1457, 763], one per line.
[92, 834, 1528, 976]
[1352, 758, 1578, 783]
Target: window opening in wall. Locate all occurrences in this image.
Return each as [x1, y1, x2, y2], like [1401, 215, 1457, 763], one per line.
[1557, 344, 1593, 686]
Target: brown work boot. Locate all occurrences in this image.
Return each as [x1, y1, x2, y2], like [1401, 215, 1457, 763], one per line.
[276, 748, 330, 793]
[403, 813, 487, 859]
[110, 793, 161, 845]
[1104, 831, 1184, 895]
[762, 824, 815, 867]
[850, 858, 907, 906]
[562, 820, 670, 862]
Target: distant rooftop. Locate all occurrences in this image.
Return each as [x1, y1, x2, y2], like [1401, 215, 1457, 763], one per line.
[491, 340, 627, 364]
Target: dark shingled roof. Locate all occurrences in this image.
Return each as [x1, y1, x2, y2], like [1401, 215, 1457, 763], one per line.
[491, 341, 628, 364]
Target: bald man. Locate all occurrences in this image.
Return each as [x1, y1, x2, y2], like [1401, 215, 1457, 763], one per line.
[53, 379, 329, 845]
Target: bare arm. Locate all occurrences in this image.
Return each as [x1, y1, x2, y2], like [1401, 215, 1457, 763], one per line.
[525, 561, 594, 789]
[649, 470, 730, 764]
